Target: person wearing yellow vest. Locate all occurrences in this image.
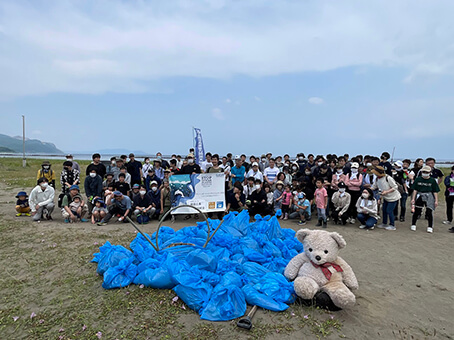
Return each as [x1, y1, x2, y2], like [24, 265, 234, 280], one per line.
[36, 161, 56, 189]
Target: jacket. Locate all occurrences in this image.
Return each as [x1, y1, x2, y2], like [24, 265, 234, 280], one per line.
[331, 191, 351, 215]
[356, 197, 379, 220]
[371, 176, 401, 202]
[29, 185, 55, 212]
[84, 175, 103, 198]
[345, 173, 363, 191]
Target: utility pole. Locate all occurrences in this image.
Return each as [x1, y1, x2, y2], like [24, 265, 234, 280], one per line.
[22, 115, 26, 167]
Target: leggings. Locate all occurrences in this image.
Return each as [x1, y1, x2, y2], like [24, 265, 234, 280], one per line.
[446, 195, 454, 223]
[412, 197, 433, 228]
[394, 192, 408, 219]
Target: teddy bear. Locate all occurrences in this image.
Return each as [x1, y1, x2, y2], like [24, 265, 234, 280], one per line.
[284, 229, 358, 309]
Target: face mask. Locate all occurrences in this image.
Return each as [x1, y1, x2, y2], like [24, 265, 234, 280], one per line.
[157, 156, 162, 160]
[337, 169, 343, 174]
[351, 169, 358, 174]
[261, 158, 266, 162]
[362, 193, 369, 199]
[298, 157, 304, 161]
[145, 160, 150, 164]
[422, 173, 430, 179]
[111, 161, 116, 165]
[391, 170, 397, 175]
[188, 159, 194, 164]
[366, 163, 372, 167]
[90, 173, 96, 178]
[41, 182, 48, 188]
[305, 171, 311, 175]
[151, 187, 158, 192]
[255, 185, 261, 190]
[139, 190, 146, 195]
[318, 162, 323, 166]
[292, 166, 297, 171]
[339, 188, 346, 193]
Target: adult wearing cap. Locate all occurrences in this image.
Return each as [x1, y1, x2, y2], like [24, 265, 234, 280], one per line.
[410, 165, 440, 233]
[126, 153, 143, 186]
[61, 185, 89, 223]
[231, 155, 246, 185]
[246, 162, 264, 182]
[86, 153, 106, 179]
[37, 161, 56, 189]
[371, 166, 401, 231]
[66, 154, 80, 172]
[331, 182, 351, 225]
[181, 154, 201, 175]
[344, 162, 363, 224]
[97, 191, 132, 225]
[29, 178, 55, 221]
[84, 168, 103, 214]
[145, 170, 162, 191]
[61, 161, 80, 194]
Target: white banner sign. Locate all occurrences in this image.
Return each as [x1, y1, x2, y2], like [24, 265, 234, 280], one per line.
[169, 173, 226, 214]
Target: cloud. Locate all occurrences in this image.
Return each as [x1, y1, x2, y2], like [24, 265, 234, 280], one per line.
[1, 1, 454, 98]
[308, 97, 324, 105]
[225, 98, 232, 103]
[212, 108, 225, 120]
[254, 96, 262, 102]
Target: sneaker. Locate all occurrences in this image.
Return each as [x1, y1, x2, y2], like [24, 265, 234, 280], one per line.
[280, 215, 284, 220]
[64, 218, 70, 223]
[16, 213, 22, 217]
[25, 213, 31, 216]
[427, 227, 433, 233]
[385, 225, 396, 231]
[366, 226, 375, 230]
[442, 220, 452, 225]
[298, 221, 307, 226]
[359, 225, 366, 229]
[46, 214, 53, 221]
[349, 219, 356, 224]
[97, 221, 107, 226]
[284, 213, 288, 220]
[80, 218, 89, 222]
[399, 217, 405, 222]
[449, 227, 454, 233]
[346, 217, 352, 224]
[377, 224, 388, 229]
[410, 225, 416, 231]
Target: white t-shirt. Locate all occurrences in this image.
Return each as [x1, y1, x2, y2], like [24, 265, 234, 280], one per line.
[201, 161, 213, 172]
[246, 169, 264, 182]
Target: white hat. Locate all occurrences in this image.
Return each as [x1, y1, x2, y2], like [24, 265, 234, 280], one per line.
[252, 162, 259, 167]
[150, 180, 158, 186]
[234, 155, 241, 160]
[393, 160, 403, 168]
[351, 162, 359, 169]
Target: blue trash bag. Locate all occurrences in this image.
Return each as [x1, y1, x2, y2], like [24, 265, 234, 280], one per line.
[242, 284, 289, 312]
[151, 226, 176, 244]
[253, 272, 296, 305]
[243, 248, 268, 264]
[219, 271, 243, 288]
[164, 254, 191, 284]
[200, 284, 247, 321]
[102, 257, 137, 289]
[133, 258, 174, 289]
[265, 215, 284, 240]
[218, 212, 244, 237]
[263, 257, 288, 274]
[262, 241, 283, 258]
[242, 262, 271, 284]
[185, 248, 218, 272]
[92, 241, 133, 275]
[216, 259, 243, 275]
[130, 233, 158, 263]
[230, 253, 247, 265]
[173, 270, 213, 312]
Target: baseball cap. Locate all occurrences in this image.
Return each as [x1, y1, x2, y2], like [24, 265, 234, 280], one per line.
[297, 192, 305, 199]
[421, 165, 431, 173]
[351, 162, 359, 169]
[132, 184, 140, 189]
[113, 191, 123, 196]
[69, 185, 80, 191]
[150, 180, 158, 186]
[234, 155, 241, 160]
[252, 162, 259, 167]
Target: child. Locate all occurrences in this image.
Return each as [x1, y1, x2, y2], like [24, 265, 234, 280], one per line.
[264, 184, 274, 215]
[410, 165, 440, 233]
[273, 181, 285, 213]
[69, 194, 83, 220]
[295, 192, 311, 225]
[92, 198, 108, 224]
[315, 178, 328, 227]
[279, 184, 293, 220]
[15, 191, 31, 217]
[115, 173, 131, 196]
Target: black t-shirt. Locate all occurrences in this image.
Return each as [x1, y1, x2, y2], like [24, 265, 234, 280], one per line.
[227, 190, 246, 210]
[86, 163, 106, 178]
[127, 160, 142, 180]
[379, 161, 392, 176]
[133, 194, 152, 208]
[181, 164, 201, 174]
[249, 189, 267, 206]
[115, 182, 130, 195]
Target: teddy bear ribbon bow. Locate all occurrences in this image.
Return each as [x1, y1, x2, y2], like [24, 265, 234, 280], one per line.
[311, 261, 343, 281]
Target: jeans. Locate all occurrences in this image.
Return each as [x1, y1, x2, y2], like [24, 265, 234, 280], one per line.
[357, 213, 377, 228]
[317, 208, 327, 221]
[382, 200, 398, 226]
[394, 192, 408, 219]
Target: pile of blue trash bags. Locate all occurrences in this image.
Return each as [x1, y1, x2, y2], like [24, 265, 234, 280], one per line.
[92, 210, 304, 321]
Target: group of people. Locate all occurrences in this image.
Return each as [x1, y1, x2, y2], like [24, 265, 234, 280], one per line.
[16, 151, 454, 233]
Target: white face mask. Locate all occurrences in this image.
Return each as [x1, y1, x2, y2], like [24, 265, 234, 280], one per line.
[188, 159, 194, 164]
[90, 173, 96, 178]
[362, 193, 369, 199]
[151, 187, 158, 192]
[422, 173, 430, 179]
[261, 158, 266, 162]
[139, 190, 146, 195]
[145, 160, 150, 164]
[255, 184, 261, 190]
[43, 166, 50, 170]
[318, 162, 323, 166]
[391, 170, 397, 175]
[292, 166, 297, 171]
[351, 169, 358, 174]
[298, 157, 304, 161]
[305, 171, 311, 175]
[111, 161, 116, 165]
[339, 188, 346, 193]
[41, 182, 49, 188]
[366, 163, 372, 167]
[337, 169, 343, 174]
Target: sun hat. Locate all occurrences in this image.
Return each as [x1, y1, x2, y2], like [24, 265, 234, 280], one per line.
[16, 191, 28, 198]
[421, 165, 432, 173]
[351, 162, 359, 169]
[276, 180, 285, 187]
[371, 166, 386, 177]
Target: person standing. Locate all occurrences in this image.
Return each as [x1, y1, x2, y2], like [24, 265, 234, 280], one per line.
[36, 161, 56, 189]
[344, 162, 363, 224]
[181, 154, 201, 175]
[60, 161, 80, 194]
[29, 178, 55, 221]
[264, 158, 280, 189]
[126, 153, 143, 186]
[86, 153, 106, 179]
[314, 178, 328, 228]
[231, 155, 246, 185]
[84, 169, 103, 214]
[66, 154, 80, 173]
[410, 165, 440, 233]
[443, 166, 454, 232]
[371, 166, 401, 231]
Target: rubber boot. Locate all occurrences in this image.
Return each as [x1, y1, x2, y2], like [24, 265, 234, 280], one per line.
[315, 218, 322, 227]
[323, 220, 327, 228]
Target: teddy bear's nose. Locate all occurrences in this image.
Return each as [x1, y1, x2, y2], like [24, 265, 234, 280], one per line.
[315, 255, 321, 261]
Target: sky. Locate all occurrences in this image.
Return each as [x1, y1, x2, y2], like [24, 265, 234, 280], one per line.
[0, 0, 453, 160]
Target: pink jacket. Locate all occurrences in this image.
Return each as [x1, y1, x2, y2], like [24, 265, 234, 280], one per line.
[345, 173, 363, 191]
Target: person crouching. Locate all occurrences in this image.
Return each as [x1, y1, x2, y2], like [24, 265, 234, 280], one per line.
[15, 191, 31, 217]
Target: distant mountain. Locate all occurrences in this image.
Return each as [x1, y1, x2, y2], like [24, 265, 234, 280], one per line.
[0, 134, 64, 154]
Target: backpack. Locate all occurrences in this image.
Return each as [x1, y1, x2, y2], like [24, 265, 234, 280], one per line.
[385, 176, 404, 195]
[137, 214, 150, 224]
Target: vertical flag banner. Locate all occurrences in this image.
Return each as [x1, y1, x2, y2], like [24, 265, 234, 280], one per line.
[193, 127, 205, 165]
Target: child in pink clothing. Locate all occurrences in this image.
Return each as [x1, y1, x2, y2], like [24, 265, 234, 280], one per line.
[279, 184, 293, 220]
[315, 178, 328, 227]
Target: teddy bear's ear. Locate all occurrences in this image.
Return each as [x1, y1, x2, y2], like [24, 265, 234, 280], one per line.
[296, 229, 311, 243]
[330, 232, 346, 249]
